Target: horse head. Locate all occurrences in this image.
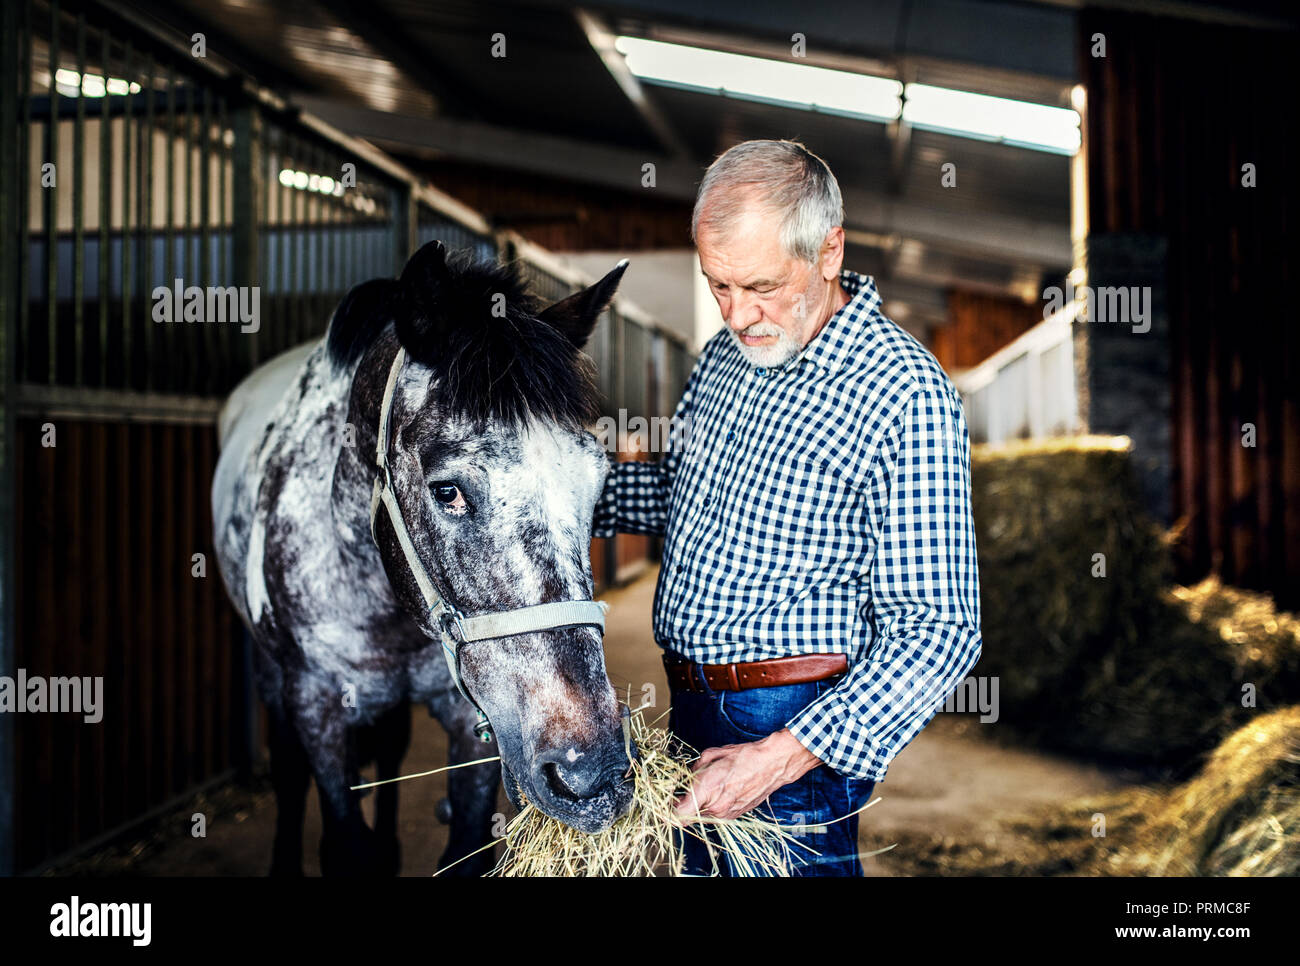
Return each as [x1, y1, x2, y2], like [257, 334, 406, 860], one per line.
[329, 241, 633, 833]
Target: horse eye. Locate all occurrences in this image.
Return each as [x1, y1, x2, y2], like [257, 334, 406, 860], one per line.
[431, 483, 461, 505]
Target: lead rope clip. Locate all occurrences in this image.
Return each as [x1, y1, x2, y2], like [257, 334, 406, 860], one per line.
[474, 711, 493, 744]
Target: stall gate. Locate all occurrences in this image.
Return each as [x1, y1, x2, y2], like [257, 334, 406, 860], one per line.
[0, 0, 693, 873]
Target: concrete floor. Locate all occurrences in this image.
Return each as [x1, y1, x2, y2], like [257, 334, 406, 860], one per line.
[54, 565, 1128, 876]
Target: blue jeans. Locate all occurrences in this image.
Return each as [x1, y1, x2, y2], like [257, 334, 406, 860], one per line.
[667, 658, 876, 877]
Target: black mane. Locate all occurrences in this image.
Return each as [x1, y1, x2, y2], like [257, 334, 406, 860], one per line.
[326, 246, 600, 430]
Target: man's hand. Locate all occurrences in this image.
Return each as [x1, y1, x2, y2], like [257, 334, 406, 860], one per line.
[672, 728, 823, 821]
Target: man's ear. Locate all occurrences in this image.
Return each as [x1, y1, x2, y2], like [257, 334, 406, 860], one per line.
[538, 259, 629, 348]
[820, 226, 846, 282]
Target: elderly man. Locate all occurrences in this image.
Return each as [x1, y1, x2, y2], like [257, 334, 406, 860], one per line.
[592, 139, 982, 876]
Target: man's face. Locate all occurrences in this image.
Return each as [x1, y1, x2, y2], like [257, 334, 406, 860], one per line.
[697, 200, 834, 367]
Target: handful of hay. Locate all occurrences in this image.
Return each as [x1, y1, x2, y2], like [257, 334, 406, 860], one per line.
[486, 708, 820, 877]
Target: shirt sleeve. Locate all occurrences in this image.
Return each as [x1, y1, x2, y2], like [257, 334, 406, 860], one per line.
[784, 382, 983, 781]
[590, 342, 705, 539]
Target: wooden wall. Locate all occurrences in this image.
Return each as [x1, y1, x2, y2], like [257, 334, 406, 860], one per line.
[420, 159, 693, 252]
[932, 291, 1044, 372]
[13, 416, 247, 871]
[1080, 9, 1299, 608]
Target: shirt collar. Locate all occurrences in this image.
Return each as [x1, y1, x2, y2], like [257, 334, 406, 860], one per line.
[783, 269, 881, 376]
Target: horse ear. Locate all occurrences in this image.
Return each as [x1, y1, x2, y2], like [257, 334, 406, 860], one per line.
[399, 240, 452, 306]
[395, 240, 455, 360]
[538, 259, 628, 349]
[325, 278, 404, 368]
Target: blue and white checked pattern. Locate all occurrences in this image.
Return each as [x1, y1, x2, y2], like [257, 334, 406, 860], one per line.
[593, 270, 982, 781]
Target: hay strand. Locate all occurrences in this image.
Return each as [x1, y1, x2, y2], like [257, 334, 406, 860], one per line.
[349, 755, 501, 791]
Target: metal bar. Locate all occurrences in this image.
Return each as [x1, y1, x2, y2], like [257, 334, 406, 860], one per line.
[263, 127, 273, 353]
[279, 132, 290, 351]
[329, 148, 340, 300]
[18, 0, 32, 385]
[119, 38, 132, 391]
[44, 0, 60, 385]
[73, 11, 85, 385]
[163, 64, 174, 392]
[230, 105, 260, 370]
[346, 169, 356, 295]
[312, 141, 325, 335]
[98, 25, 110, 388]
[183, 78, 194, 390]
[392, 181, 415, 274]
[281, 133, 292, 356]
[140, 55, 154, 391]
[0, 0, 23, 878]
[13, 386, 218, 425]
[200, 81, 212, 394]
[294, 132, 305, 349]
[216, 94, 228, 388]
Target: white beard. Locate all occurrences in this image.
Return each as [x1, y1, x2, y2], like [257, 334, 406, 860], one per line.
[727, 322, 802, 367]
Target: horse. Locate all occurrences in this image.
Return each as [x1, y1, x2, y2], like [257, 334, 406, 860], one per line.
[211, 240, 635, 876]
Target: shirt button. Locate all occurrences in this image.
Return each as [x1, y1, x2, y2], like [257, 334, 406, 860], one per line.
[726, 430, 736, 441]
[754, 367, 767, 376]
[703, 497, 712, 507]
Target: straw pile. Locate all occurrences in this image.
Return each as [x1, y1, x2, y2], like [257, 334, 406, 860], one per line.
[1126, 705, 1300, 876]
[877, 708, 1300, 877]
[971, 435, 1300, 767]
[486, 708, 809, 877]
[1075, 578, 1300, 765]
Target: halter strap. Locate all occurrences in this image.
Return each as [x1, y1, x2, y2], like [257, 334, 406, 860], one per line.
[367, 346, 609, 739]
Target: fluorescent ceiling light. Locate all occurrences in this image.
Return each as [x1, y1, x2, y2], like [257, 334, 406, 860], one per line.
[614, 36, 902, 122]
[903, 83, 1080, 154]
[54, 68, 141, 97]
[278, 168, 346, 196]
[615, 36, 1080, 154]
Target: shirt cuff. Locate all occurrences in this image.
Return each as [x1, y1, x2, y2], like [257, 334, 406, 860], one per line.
[785, 690, 888, 782]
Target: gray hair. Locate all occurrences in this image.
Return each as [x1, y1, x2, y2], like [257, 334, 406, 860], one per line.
[691, 140, 844, 264]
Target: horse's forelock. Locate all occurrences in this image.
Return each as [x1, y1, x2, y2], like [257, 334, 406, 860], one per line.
[331, 248, 600, 433]
[397, 254, 599, 431]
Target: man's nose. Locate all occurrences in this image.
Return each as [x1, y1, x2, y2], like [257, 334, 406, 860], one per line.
[726, 291, 763, 329]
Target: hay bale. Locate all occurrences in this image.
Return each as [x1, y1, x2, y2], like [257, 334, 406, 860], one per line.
[972, 435, 1300, 766]
[971, 436, 1171, 751]
[879, 709, 1300, 877]
[1074, 578, 1300, 765]
[1131, 705, 1300, 876]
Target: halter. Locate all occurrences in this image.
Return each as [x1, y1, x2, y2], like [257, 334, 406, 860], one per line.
[368, 346, 610, 743]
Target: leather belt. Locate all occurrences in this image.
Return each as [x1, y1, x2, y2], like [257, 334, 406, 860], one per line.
[662, 651, 848, 693]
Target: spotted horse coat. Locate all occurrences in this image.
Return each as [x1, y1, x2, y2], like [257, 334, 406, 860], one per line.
[212, 241, 634, 876]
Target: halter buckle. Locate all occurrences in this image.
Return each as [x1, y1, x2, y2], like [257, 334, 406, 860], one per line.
[438, 605, 469, 644]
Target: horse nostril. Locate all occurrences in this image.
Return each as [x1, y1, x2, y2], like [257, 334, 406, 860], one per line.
[543, 762, 584, 801]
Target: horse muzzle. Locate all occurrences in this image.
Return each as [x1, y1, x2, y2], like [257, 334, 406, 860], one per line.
[524, 741, 635, 834]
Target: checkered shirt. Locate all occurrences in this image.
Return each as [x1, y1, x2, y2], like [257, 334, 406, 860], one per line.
[593, 270, 983, 781]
